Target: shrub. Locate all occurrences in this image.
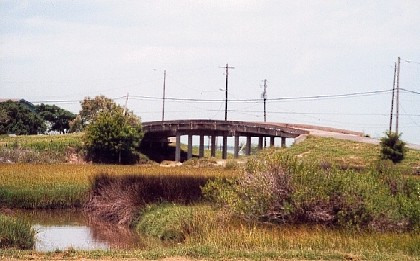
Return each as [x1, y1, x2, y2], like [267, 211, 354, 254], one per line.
[225, 159, 240, 170]
[380, 132, 406, 163]
[203, 153, 419, 231]
[85, 174, 210, 225]
[84, 110, 143, 164]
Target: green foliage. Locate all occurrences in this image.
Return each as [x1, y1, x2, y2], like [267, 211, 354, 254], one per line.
[136, 204, 218, 242]
[78, 95, 119, 128]
[380, 132, 406, 163]
[204, 151, 420, 231]
[84, 110, 143, 164]
[35, 103, 76, 133]
[0, 100, 46, 135]
[0, 214, 35, 249]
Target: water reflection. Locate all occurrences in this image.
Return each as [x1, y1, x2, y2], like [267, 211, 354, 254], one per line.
[10, 209, 142, 252]
[34, 225, 109, 251]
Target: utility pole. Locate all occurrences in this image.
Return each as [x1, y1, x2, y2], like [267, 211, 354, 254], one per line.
[220, 63, 235, 121]
[162, 70, 166, 121]
[262, 79, 267, 122]
[262, 79, 267, 147]
[396, 57, 400, 134]
[389, 63, 397, 133]
[123, 92, 129, 115]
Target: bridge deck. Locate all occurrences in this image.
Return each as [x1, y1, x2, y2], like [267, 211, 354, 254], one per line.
[141, 120, 308, 162]
[142, 119, 308, 139]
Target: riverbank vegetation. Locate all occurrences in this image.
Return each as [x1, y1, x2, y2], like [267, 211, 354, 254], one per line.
[0, 134, 419, 259]
[205, 155, 419, 231]
[0, 164, 236, 209]
[0, 214, 35, 249]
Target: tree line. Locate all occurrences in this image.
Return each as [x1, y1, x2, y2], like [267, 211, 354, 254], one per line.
[0, 100, 75, 135]
[0, 96, 143, 164]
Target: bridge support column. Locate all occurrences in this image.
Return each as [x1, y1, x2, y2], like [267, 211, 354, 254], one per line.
[258, 137, 264, 150]
[246, 136, 252, 155]
[270, 137, 275, 147]
[234, 135, 240, 158]
[210, 136, 216, 157]
[175, 133, 181, 162]
[187, 134, 193, 160]
[281, 137, 286, 148]
[222, 135, 227, 160]
[199, 135, 204, 158]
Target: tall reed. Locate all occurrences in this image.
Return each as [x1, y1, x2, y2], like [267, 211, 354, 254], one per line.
[0, 214, 35, 249]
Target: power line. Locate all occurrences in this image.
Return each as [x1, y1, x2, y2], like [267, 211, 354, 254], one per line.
[401, 88, 420, 95]
[402, 58, 420, 65]
[128, 88, 395, 103]
[28, 88, 420, 105]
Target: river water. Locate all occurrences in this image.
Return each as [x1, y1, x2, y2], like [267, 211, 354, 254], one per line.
[10, 210, 141, 252]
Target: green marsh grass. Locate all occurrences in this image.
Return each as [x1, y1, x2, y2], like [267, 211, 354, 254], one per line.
[0, 164, 237, 208]
[0, 214, 35, 249]
[134, 204, 420, 260]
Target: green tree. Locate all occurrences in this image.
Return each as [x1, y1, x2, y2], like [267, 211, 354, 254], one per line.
[0, 108, 9, 124]
[84, 109, 143, 164]
[35, 104, 76, 133]
[380, 132, 406, 163]
[79, 95, 118, 127]
[0, 100, 46, 135]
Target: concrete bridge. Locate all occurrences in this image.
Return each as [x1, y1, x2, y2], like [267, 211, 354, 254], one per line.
[141, 119, 309, 162]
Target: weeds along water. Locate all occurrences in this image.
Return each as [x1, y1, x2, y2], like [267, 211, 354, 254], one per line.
[132, 204, 420, 260]
[0, 164, 237, 208]
[0, 214, 35, 249]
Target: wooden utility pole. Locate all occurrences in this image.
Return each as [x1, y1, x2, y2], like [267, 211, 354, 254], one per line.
[162, 70, 166, 121]
[221, 64, 234, 121]
[396, 57, 400, 134]
[389, 63, 397, 133]
[123, 92, 129, 115]
[262, 79, 267, 147]
[262, 79, 267, 122]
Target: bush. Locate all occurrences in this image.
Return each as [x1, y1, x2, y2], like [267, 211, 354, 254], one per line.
[84, 110, 143, 164]
[203, 153, 419, 231]
[380, 132, 406, 163]
[85, 174, 210, 225]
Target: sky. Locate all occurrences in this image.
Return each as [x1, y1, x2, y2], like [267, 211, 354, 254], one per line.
[1, 1, 420, 144]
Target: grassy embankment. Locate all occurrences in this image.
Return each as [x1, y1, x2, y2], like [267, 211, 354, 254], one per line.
[0, 133, 83, 163]
[286, 135, 420, 174]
